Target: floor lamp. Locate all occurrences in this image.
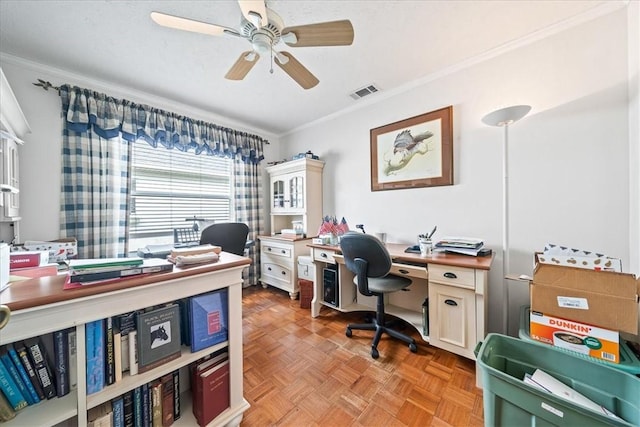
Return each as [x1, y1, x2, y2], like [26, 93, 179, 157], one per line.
[481, 104, 531, 335]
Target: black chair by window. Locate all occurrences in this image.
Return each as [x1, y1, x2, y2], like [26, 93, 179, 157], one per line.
[339, 232, 418, 359]
[199, 222, 250, 256]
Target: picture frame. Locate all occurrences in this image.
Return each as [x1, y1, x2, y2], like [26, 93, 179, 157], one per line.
[370, 106, 453, 191]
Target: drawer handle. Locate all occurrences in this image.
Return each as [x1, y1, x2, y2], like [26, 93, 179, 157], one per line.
[398, 269, 409, 275]
[281, 250, 286, 254]
[268, 247, 272, 252]
[267, 267, 272, 271]
[281, 271, 286, 275]
[443, 272, 457, 279]
[321, 253, 328, 258]
[444, 299, 458, 306]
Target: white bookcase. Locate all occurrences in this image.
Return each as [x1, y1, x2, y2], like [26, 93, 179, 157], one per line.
[0, 256, 250, 426]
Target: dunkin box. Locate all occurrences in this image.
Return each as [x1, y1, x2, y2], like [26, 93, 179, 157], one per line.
[530, 255, 640, 335]
[529, 310, 620, 363]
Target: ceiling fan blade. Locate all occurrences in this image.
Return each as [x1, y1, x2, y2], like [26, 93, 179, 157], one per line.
[150, 11, 240, 37]
[275, 52, 319, 90]
[282, 20, 354, 47]
[237, 0, 268, 28]
[225, 51, 260, 80]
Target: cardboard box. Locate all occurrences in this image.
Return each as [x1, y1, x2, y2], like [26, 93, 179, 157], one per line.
[529, 310, 619, 363]
[9, 250, 49, 270]
[22, 238, 78, 262]
[530, 257, 640, 334]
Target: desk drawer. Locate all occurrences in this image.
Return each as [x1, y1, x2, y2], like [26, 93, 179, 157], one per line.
[313, 248, 336, 264]
[261, 243, 292, 259]
[262, 262, 293, 284]
[428, 264, 475, 290]
[390, 263, 428, 280]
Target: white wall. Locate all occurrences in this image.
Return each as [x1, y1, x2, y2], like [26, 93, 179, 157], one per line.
[280, 8, 636, 335]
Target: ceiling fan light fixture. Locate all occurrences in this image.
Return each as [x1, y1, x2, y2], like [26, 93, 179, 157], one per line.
[251, 33, 272, 55]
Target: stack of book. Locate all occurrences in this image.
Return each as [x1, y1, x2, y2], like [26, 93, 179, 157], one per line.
[68, 257, 173, 285]
[191, 351, 230, 426]
[167, 245, 221, 267]
[434, 237, 491, 257]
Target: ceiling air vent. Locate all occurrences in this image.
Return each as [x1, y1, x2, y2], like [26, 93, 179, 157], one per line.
[350, 84, 380, 100]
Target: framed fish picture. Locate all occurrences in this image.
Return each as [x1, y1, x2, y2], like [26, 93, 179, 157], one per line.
[370, 106, 453, 191]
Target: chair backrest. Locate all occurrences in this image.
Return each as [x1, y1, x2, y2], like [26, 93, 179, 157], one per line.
[199, 222, 250, 256]
[339, 232, 392, 296]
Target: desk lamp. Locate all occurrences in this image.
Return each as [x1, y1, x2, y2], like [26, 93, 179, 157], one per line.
[482, 104, 531, 335]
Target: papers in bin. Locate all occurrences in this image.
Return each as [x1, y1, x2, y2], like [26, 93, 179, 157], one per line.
[524, 369, 622, 421]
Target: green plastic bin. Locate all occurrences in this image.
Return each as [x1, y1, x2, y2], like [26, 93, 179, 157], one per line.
[519, 305, 640, 376]
[476, 333, 640, 427]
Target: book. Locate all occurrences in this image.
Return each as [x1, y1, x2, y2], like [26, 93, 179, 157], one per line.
[85, 319, 105, 395]
[114, 328, 123, 383]
[24, 336, 56, 399]
[0, 391, 16, 422]
[6, 344, 40, 404]
[69, 257, 144, 270]
[169, 245, 221, 259]
[88, 400, 113, 427]
[136, 304, 181, 374]
[105, 316, 115, 385]
[115, 311, 137, 373]
[128, 330, 138, 376]
[53, 328, 71, 397]
[172, 369, 180, 421]
[68, 329, 78, 390]
[189, 289, 229, 352]
[14, 341, 46, 400]
[141, 382, 151, 427]
[197, 359, 230, 426]
[70, 259, 173, 284]
[0, 356, 28, 410]
[133, 385, 143, 427]
[160, 373, 174, 427]
[123, 390, 134, 427]
[0, 347, 32, 406]
[150, 379, 163, 427]
[191, 351, 228, 424]
[112, 395, 125, 427]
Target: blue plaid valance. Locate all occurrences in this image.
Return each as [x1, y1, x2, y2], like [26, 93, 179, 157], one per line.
[59, 85, 266, 164]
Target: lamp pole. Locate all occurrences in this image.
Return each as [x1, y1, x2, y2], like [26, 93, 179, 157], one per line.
[482, 105, 531, 335]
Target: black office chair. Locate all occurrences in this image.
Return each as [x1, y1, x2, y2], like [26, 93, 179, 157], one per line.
[199, 222, 250, 256]
[340, 232, 418, 359]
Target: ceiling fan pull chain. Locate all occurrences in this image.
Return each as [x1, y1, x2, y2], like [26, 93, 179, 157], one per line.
[269, 43, 274, 74]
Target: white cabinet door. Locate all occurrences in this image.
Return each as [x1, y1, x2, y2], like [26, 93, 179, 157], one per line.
[428, 282, 476, 359]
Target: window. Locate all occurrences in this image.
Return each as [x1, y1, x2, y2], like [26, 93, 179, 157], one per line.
[128, 140, 233, 249]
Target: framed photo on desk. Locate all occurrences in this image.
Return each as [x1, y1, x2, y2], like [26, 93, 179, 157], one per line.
[370, 106, 453, 191]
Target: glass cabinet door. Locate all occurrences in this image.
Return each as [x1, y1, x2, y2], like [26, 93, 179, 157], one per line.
[289, 176, 304, 209]
[272, 179, 285, 208]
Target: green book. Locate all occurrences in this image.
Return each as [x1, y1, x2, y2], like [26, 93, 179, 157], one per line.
[68, 257, 144, 270]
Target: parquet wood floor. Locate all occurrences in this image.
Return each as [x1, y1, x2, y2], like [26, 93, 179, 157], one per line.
[241, 286, 484, 427]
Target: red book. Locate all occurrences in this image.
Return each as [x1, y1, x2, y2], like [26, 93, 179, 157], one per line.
[9, 252, 47, 270]
[196, 359, 229, 426]
[191, 352, 228, 425]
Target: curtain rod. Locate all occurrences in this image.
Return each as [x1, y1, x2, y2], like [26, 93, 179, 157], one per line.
[33, 79, 59, 92]
[32, 78, 270, 144]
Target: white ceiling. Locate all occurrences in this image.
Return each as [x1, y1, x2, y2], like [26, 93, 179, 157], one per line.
[0, 0, 617, 136]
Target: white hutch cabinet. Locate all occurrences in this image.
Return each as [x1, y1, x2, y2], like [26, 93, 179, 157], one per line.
[259, 158, 324, 299]
[0, 67, 31, 243]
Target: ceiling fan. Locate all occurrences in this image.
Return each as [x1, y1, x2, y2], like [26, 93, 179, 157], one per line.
[150, 0, 354, 89]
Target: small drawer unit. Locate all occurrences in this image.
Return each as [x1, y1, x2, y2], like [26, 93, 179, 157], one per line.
[259, 236, 311, 300]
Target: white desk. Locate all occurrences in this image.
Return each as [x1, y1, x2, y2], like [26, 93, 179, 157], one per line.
[309, 243, 493, 359]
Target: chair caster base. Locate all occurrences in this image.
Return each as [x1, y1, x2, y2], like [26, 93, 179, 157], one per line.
[409, 342, 417, 353]
[371, 347, 379, 359]
[346, 327, 352, 338]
